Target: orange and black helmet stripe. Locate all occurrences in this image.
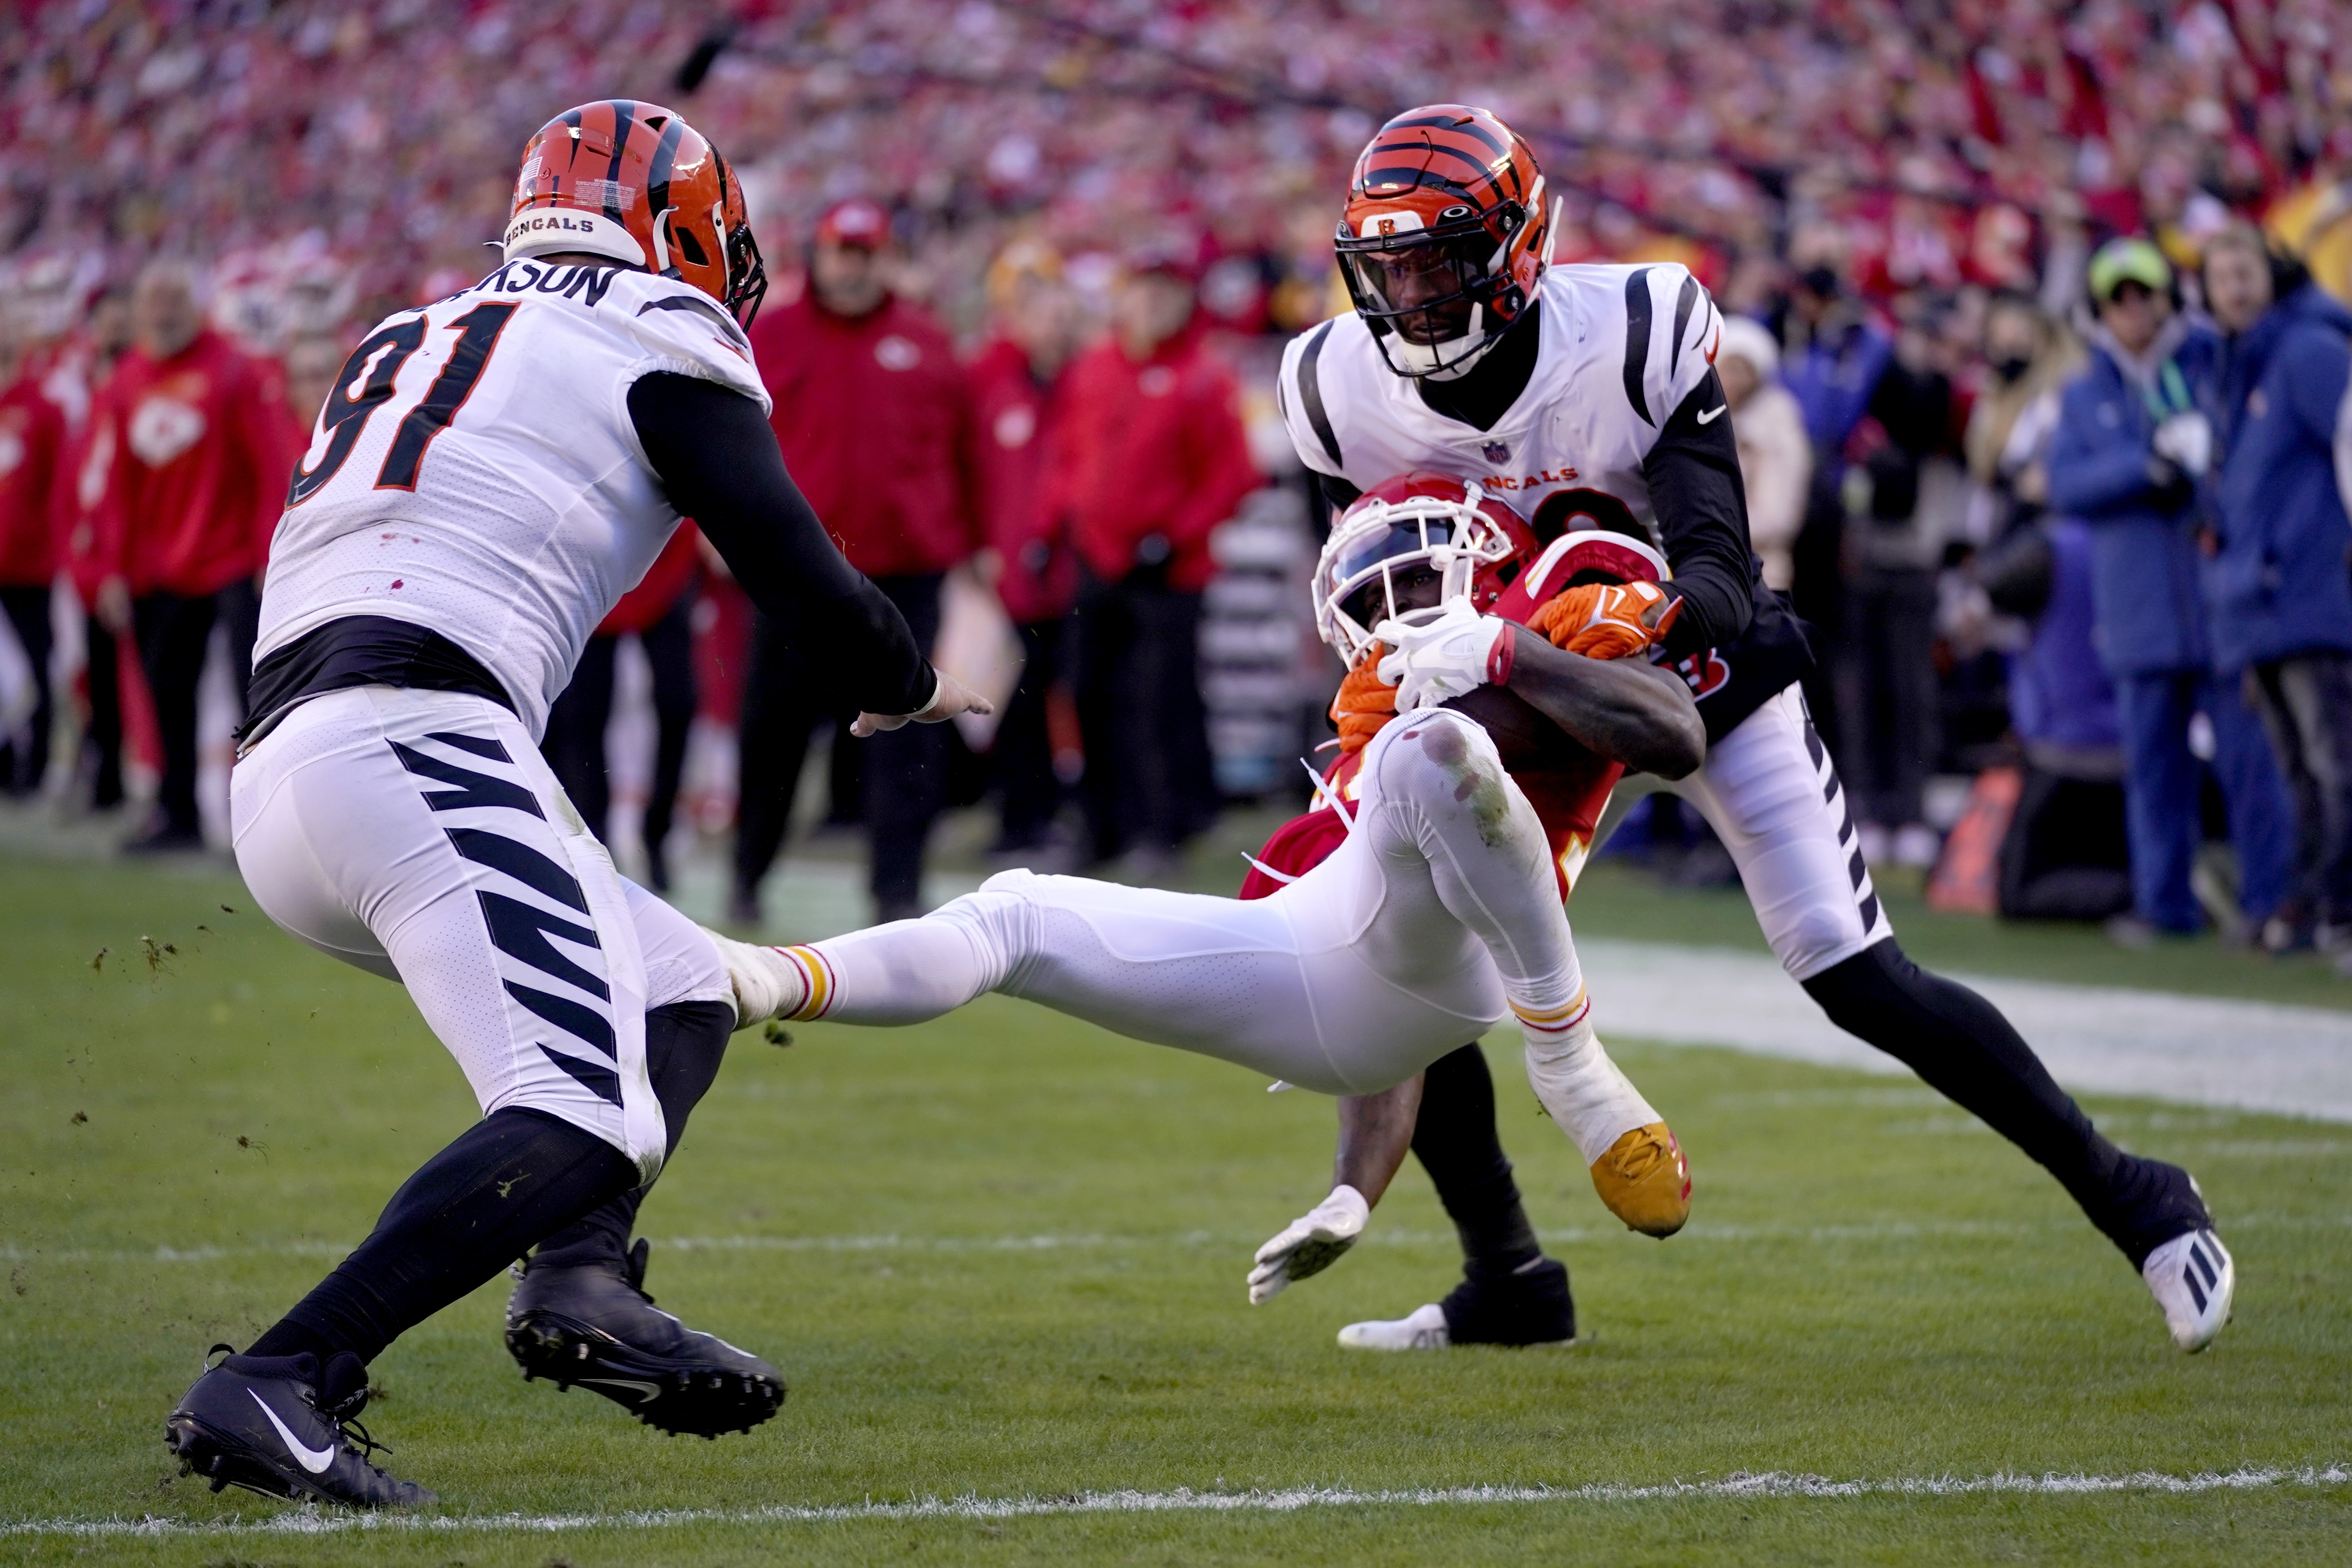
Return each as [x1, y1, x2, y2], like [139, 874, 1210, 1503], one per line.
[1352, 107, 1531, 210]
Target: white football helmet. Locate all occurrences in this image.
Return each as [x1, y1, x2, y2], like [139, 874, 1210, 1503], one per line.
[1312, 472, 1534, 662]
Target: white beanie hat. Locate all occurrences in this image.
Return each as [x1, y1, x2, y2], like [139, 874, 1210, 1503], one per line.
[1715, 314, 1780, 380]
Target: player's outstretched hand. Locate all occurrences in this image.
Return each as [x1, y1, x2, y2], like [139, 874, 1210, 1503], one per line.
[1373, 600, 1515, 713]
[851, 669, 995, 737]
[1248, 1183, 1370, 1304]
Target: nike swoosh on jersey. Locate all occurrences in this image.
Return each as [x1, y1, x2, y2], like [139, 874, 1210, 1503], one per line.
[1696, 404, 1728, 425]
[579, 1376, 664, 1404]
[250, 1388, 337, 1473]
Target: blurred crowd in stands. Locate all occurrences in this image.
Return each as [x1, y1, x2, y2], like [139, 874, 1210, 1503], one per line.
[3, 0, 2352, 964]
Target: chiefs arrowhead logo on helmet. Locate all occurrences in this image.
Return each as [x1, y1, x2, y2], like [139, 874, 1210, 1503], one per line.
[507, 100, 768, 325]
[1336, 105, 1549, 381]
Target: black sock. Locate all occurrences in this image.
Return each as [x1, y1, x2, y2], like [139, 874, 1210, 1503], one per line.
[247, 1107, 635, 1365]
[1411, 1043, 1544, 1273]
[529, 999, 734, 1269]
[1804, 938, 2143, 1256]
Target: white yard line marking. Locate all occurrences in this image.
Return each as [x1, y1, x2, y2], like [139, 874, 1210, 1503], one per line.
[6, 1466, 2345, 1538]
[8, 1211, 2350, 1267]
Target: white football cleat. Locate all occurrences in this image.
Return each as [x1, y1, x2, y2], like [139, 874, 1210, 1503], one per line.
[1337, 1302, 1450, 1351]
[2142, 1228, 2234, 1352]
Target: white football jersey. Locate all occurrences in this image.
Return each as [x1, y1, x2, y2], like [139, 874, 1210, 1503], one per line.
[1278, 263, 1722, 538]
[256, 260, 769, 739]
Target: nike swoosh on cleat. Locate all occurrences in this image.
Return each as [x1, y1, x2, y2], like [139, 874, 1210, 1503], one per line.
[1696, 404, 1728, 425]
[249, 1390, 337, 1473]
[578, 1376, 663, 1404]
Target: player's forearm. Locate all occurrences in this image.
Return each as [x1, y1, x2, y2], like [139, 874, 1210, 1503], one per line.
[1333, 1075, 1423, 1206]
[629, 373, 935, 715]
[1645, 372, 1759, 658]
[1503, 629, 1704, 778]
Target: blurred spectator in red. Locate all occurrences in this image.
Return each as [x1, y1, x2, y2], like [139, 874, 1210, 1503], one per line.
[60, 287, 133, 812]
[0, 314, 68, 796]
[543, 524, 702, 892]
[733, 197, 983, 923]
[87, 262, 289, 851]
[1052, 252, 1259, 873]
[1712, 315, 1811, 594]
[968, 239, 1082, 859]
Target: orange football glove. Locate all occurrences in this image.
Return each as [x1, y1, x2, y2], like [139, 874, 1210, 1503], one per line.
[1330, 643, 1398, 756]
[1530, 580, 1682, 659]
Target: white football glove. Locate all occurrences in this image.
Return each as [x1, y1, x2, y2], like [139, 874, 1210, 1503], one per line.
[2152, 410, 2213, 479]
[1247, 1183, 1370, 1304]
[1373, 599, 1515, 713]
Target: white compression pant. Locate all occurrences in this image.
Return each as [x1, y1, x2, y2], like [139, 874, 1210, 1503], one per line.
[799, 708, 1659, 1162]
[229, 687, 729, 1180]
[1604, 684, 1893, 981]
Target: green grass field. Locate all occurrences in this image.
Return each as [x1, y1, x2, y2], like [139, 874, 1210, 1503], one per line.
[4, 852, 2349, 1565]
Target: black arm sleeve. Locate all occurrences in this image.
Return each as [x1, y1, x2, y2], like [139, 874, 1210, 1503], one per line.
[627, 373, 934, 717]
[1642, 368, 1759, 658]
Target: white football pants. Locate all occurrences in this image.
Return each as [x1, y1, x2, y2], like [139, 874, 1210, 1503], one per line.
[229, 687, 727, 1181]
[1604, 684, 1892, 981]
[798, 707, 1659, 1162]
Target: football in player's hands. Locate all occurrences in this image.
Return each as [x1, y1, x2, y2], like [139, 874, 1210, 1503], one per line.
[1372, 600, 1516, 713]
[1247, 1184, 1370, 1304]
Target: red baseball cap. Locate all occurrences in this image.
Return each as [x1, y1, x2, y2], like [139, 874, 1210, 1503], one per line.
[814, 198, 891, 250]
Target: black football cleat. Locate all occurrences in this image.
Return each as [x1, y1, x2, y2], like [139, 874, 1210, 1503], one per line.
[1337, 1256, 1576, 1350]
[506, 1238, 784, 1438]
[165, 1345, 436, 1508]
[1441, 1255, 1577, 1346]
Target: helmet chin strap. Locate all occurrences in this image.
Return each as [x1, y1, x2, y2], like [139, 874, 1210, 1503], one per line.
[1393, 303, 1503, 381]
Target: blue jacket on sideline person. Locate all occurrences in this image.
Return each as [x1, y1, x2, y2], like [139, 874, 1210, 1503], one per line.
[2008, 518, 2120, 754]
[2209, 282, 2352, 673]
[2045, 317, 2222, 677]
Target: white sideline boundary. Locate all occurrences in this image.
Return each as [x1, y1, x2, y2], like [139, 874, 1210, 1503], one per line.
[1579, 940, 2352, 1124]
[6, 1466, 2345, 1538]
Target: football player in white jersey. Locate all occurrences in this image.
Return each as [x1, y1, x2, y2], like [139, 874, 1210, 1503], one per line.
[164, 101, 989, 1507]
[1269, 106, 2233, 1355]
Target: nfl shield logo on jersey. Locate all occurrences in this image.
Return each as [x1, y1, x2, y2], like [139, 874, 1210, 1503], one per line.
[1482, 440, 1510, 464]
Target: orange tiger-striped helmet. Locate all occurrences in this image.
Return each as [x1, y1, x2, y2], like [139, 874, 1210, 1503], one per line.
[1336, 105, 1548, 380]
[506, 100, 768, 325]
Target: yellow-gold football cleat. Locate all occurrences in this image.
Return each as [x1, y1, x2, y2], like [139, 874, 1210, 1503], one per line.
[1590, 1122, 1689, 1236]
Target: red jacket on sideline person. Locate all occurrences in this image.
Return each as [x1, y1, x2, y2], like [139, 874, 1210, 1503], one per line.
[966, 336, 1074, 626]
[88, 328, 290, 599]
[1049, 321, 1259, 594]
[0, 367, 68, 587]
[747, 294, 981, 581]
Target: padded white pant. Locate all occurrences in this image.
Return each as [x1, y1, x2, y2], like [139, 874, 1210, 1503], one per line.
[228, 687, 726, 1180]
[1640, 684, 1893, 981]
[804, 710, 1653, 1156]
